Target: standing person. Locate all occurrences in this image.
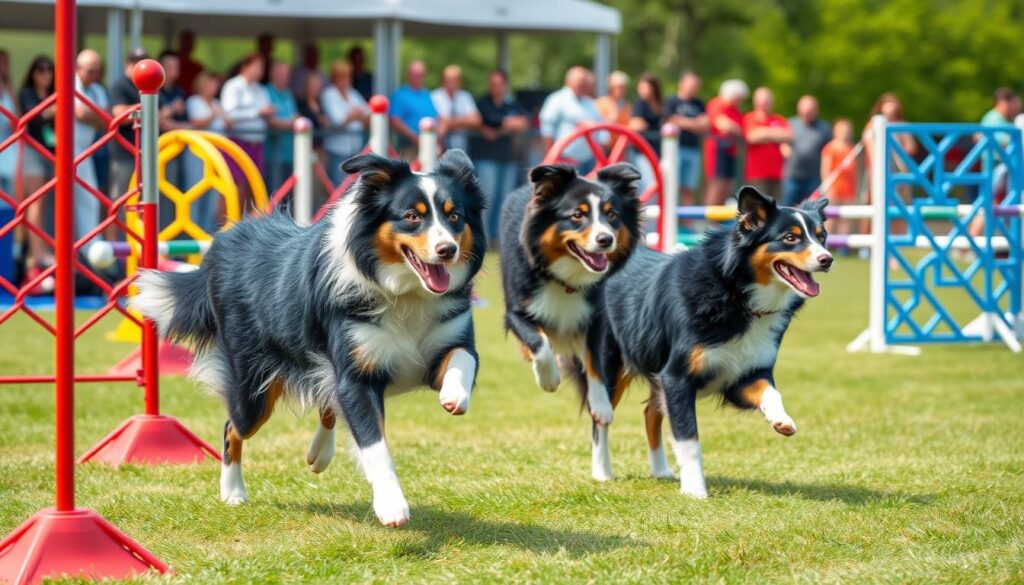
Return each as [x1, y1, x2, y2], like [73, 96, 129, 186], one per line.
[980, 88, 1021, 191]
[820, 118, 858, 238]
[186, 72, 230, 232]
[663, 71, 708, 205]
[177, 30, 204, 97]
[783, 95, 831, 206]
[703, 79, 748, 205]
[742, 87, 791, 200]
[256, 34, 274, 84]
[298, 73, 330, 163]
[17, 56, 56, 293]
[348, 46, 373, 101]
[389, 61, 437, 157]
[321, 60, 369, 185]
[157, 50, 189, 132]
[72, 50, 108, 248]
[222, 54, 274, 205]
[0, 49, 16, 201]
[472, 68, 528, 244]
[538, 66, 604, 172]
[628, 73, 664, 196]
[596, 71, 632, 126]
[265, 61, 299, 193]
[430, 64, 481, 152]
[290, 43, 326, 101]
[108, 48, 148, 241]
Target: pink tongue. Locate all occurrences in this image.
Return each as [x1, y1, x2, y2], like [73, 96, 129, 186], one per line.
[586, 252, 609, 271]
[423, 263, 451, 293]
[791, 269, 820, 297]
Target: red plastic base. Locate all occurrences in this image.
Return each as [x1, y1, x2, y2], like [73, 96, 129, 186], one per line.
[0, 508, 169, 585]
[78, 414, 221, 466]
[107, 340, 193, 377]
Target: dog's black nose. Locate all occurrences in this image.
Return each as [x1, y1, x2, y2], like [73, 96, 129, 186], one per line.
[818, 254, 833, 270]
[595, 233, 614, 249]
[436, 242, 457, 260]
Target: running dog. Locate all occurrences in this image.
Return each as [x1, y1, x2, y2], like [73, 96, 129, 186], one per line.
[586, 187, 832, 493]
[499, 163, 643, 462]
[132, 150, 486, 527]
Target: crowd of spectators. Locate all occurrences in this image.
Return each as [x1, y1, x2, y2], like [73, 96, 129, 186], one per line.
[0, 35, 1020, 291]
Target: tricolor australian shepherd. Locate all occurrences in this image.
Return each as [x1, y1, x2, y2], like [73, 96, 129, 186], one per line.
[132, 150, 485, 528]
[586, 187, 832, 495]
[499, 163, 642, 474]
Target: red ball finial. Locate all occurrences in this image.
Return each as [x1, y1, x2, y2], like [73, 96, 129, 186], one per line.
[131, 59, 165, 95]
[369, 95, 389, 114]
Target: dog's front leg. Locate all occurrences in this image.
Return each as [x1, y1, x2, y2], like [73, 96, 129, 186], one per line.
[731, 374, 797, 437]
[506, 311, 559, 392]
[432, 347, 477, 415]
[662, 366, 708, 499]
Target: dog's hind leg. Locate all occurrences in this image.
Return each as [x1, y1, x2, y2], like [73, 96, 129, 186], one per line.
[220, 379, 283, 505]
[306, 406, 337, 474]
[645, 378, 675, 479]
[663, 369, 708, 499]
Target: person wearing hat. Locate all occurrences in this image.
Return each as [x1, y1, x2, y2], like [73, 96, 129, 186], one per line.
[107, 48, 149, 219]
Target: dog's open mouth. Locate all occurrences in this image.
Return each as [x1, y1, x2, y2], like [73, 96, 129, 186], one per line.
[773, 261, 820, 297]
[403, 247, 450, 294]
[567, 241, 609, 272]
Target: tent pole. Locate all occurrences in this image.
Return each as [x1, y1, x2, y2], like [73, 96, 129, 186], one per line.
[593, 33, 610, 96]
[497, 32, 510, 73]
[106, 8, 125, 88]
[389, 19, 403, 95]
[372, 19, 388, 96]
[129, 1, 142, 50]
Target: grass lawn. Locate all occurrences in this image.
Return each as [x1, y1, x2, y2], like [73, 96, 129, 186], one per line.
[1, 255, 1022, 584]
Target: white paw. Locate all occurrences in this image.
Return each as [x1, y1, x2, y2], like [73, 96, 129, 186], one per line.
[220, 463, 247, 505]
[373, 488, 411, 528]
[222, 490, 248, 505]
[650, 463, 676, 480]
[306, 425, 336, 473]
[680, 477, 709, 499]
[592, 466, 614, 482]
[438, 384, 470, 415]
[589, 400, 614, 426]
[769, 415, 798, 437]
[532, 354, 560, 392]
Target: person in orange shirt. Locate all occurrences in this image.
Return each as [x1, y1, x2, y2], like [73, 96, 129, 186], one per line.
[596, 71, 632, 148]
[820, 118, 858, 236]
[742, 87, 791, 200]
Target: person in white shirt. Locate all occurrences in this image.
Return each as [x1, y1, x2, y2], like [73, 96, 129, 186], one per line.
[186, 72, 230, 232]
[73, 49, 108, 246]
[430, 65, 480, 152]
[321, 60, 369, 185]
[221, 54, 274, 174]
[538, 66, 604, 171]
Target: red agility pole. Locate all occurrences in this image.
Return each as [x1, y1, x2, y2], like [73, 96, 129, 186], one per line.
[78, 60, 220, 466]
[0, 1, 169, 582]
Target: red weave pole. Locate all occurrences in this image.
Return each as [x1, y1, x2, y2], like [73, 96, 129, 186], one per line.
[53, 0, 75, 513]
[141, 201, 159, 415]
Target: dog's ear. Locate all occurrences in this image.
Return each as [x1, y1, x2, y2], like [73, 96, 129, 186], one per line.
[437, 148, 485, 213]
[736, 185, 776, 233]
[596, 163, 642, 199]
[529, 164, 577, 200]
[342, 153, 411, 191]
[801, 197, 829, 222]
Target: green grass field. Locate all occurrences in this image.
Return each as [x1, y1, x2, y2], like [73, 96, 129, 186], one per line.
[1, 256, 1023, 584]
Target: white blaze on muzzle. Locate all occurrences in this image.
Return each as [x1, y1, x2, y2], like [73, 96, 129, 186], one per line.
[419, 175, 459, 262]
[586, 193, 615, 252]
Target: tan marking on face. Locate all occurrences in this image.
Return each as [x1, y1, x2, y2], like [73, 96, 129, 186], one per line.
[319, 407, 336, 430]
[739, 379, 770, 409]
[689, 344, 705, 374]
[751, 244, 815, 286]
[375, 222, 431, 265]
[608, 224, 632, 263]
[644, 400, 663, 450]
[414, 202, 427, 215]
[432, 348, 458, 390]
[443, 200, 454, 215]
[790, 226, 802, 236]
[578, 202, 590, 215]
[458, 224, 474, 263]
[538, 224, 569, 264]
[602, 202, 613, 214]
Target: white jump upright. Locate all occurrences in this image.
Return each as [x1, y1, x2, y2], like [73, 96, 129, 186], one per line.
[368, 95, 390, 156]
[418, 117, 438, 172]
[292, 117, 313, 226]
[659, 123, 680, 253]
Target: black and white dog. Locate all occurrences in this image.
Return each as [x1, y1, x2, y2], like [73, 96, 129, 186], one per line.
[132, 150, 486, 527]
[586, 187, 832, 494]
[499, 163, 643, 479]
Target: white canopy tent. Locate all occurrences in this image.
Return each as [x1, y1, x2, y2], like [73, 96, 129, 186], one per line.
[1, 0, 621, 94]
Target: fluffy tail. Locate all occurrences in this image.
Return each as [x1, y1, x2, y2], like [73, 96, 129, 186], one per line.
[131, 267, 216, 348]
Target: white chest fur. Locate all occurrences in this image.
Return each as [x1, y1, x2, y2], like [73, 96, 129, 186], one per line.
[347, 297, 469, 394]
[526, 280, 592, 354]
[701, 312, 787, 391]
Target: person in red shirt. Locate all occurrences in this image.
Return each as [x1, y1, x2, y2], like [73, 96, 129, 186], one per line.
[703, 79, 748, 205]
[742, 87, 792, 200]
[176, 30, 204, 97]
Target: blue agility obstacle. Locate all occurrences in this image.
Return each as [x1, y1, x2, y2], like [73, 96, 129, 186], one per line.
[849, 116, 1023, 354]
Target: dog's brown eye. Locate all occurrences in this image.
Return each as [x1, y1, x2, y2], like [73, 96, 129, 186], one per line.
[606, 210, 618, 221]
[783, 233, 800, 244]
[448, 212, 460, 223]
[405, 211, 422, 224]
[570, 210, 585, 222]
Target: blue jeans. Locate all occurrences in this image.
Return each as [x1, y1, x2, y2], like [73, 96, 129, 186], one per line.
[475, 159, 520, 245]
[677, 146, 702, 189]
[783, 176, 820, 207]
